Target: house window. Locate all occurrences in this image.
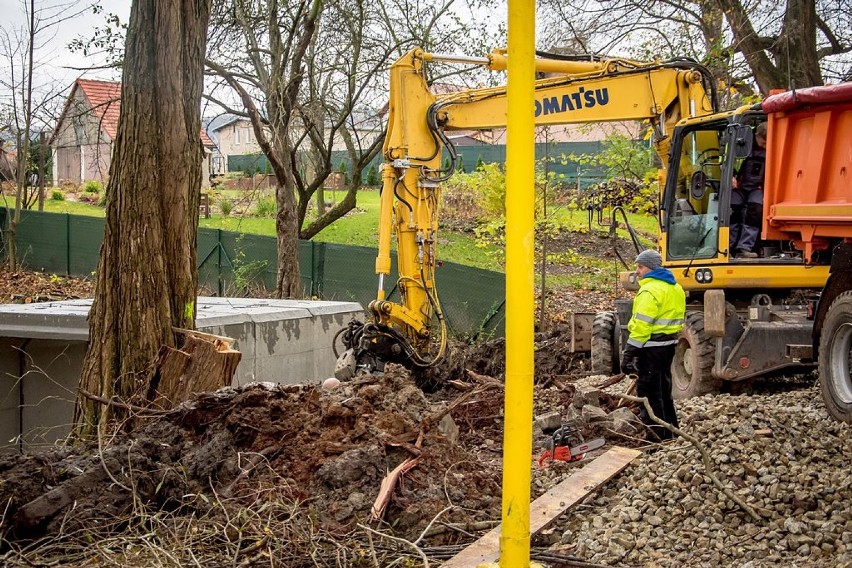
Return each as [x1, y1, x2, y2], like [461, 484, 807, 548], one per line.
[245, 127, 252, 144]
[234, 125, 241, 145]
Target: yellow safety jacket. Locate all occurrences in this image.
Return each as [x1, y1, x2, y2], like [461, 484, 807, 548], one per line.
[627, 269, 686, 348]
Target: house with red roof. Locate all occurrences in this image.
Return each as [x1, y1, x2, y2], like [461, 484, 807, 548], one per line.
[50, 79, 217, 187]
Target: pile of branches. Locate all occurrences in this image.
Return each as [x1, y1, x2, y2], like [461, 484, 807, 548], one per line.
[0, 480, 431, 567]
[574, 178, 657, 215]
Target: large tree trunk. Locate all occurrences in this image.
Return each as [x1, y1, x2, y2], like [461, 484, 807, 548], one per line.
[716, 0, 823, 93]
[776, 0, 822, 89]
[75, 0, 211, 438]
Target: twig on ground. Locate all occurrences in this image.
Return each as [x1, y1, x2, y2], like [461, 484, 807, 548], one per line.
[413, 506, 453, 546]
[593, 373, 626, 389]
[358, 523, 430, 568]
[96, 419, 131, 493]
[607, 391, 764, 523]
[79, 389, 167, 416]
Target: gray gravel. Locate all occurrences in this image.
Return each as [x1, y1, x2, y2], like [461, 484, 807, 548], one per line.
[549, 378, 852, 567]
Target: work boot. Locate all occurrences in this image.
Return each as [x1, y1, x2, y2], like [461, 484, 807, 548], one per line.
[736, 250, 758, 258]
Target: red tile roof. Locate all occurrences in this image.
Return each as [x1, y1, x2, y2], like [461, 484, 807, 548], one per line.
[76, 79, 122, 140]
[53, 79, 216, 147]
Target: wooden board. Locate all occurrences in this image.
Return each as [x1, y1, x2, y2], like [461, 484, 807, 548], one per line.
[440, 446, 642, 568]
[569, 312, 594, 352]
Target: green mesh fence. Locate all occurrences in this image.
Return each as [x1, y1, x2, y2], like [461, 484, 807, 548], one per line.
[0, 208, 506, 338]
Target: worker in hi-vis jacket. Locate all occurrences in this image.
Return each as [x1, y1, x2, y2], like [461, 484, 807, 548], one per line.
[620, 249, 686, 440]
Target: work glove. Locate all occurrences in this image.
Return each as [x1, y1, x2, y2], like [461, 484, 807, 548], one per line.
[620, 346, 639, 374]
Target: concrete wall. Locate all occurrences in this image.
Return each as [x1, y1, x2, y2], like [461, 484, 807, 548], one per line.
[0, 298, 363, 453]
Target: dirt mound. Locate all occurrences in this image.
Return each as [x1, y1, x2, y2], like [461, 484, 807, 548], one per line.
[0, 367, 504, 545]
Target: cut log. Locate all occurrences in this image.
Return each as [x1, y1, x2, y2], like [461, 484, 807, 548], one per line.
[147, 328, 241, 409]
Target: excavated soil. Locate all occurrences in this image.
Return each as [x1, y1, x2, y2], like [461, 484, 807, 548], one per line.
[0, 363, 624, 561]
[0, 368, 506, 541]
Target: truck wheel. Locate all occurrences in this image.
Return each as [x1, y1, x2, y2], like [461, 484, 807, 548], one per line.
[672, 311, 719, 399]
[591, 311, 620, 375]
[818, 292, 852, 423]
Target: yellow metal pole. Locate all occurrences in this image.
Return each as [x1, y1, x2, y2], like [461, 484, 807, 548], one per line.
[499, 0, 536, 566]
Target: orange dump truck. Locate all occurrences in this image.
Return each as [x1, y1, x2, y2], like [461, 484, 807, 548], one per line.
[762, 83, 852, 421]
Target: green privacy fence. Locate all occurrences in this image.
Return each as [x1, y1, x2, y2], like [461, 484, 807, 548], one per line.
[0, 208, 505, 339]
[229, 141, 613, 189]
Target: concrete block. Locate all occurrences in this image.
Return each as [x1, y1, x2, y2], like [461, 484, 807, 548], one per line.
[581, 404, 611, 426]
[20, 340, 84, 448]
[0, 338, 23, 450]
[572, 384, 601, 409]
[0, 297, 364, 453]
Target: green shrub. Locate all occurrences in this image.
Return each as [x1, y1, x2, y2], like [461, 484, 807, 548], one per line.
[82, 180, 102, 194]
[254, 196, 276, 217]
[50, 190, 64, 201]
[219, 198, 233, 216]
[449, 162, 506, 216]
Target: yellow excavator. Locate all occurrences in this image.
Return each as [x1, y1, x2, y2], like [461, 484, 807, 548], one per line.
[334, 47, 852, 422]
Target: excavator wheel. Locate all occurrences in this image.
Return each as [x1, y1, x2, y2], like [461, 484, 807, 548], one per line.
[591, 311, 620, 375]
[818, 291, 852, 423]
[671, 311, 720, 400]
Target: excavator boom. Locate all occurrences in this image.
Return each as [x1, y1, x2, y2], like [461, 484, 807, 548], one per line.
[335, 47, 716, 378]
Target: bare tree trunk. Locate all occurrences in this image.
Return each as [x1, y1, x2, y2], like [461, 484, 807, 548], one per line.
[75, 0, 211, 439]
[38, 131, 45, 211]
[8, 0, 36, 271]
[275, 146, 302, 298]
[716, 0, 823, 93]
[776, 0, 822, 89]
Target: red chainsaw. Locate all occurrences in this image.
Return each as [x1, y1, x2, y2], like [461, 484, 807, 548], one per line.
[538, 425, 605, 467]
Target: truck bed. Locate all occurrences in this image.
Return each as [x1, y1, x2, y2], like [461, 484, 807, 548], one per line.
[762, 82, 852, 251]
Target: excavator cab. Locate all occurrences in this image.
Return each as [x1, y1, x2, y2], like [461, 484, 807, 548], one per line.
[662, 116, 767, 266]
[662, 119, 731, 262]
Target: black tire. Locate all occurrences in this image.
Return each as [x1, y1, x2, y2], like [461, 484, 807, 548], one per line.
[672, 311, 720, 399]
[591, 311, 620, 375]
[818, 292, 852, 423]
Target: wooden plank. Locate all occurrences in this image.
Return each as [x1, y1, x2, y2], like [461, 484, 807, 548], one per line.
[569, 312, 594, 352]
[440, 446, 642, 568]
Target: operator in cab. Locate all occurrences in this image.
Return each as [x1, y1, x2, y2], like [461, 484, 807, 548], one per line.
[621, 250, 686, 440]
[730, 121, 767, 258]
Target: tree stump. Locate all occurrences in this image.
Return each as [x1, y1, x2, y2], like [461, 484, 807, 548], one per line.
[147, 328, 242, 409]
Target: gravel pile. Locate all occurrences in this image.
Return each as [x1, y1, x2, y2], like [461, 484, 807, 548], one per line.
[553, 378, 852, 567]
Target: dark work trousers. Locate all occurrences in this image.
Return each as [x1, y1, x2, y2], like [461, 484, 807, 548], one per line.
[729, 188, 763, 253]
[635, 344, 679, 440]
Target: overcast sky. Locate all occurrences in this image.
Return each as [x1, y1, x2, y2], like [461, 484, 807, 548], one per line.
[0, 0, 131, 86]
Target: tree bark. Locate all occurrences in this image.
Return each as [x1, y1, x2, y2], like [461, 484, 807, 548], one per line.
[776, 0, 822, 89]
[715, 0, 823, 93]
[75, 0, 211, 438]
[148, 329, 241, 409]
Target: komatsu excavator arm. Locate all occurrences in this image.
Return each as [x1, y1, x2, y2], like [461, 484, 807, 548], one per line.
[334, 47, 716, 379]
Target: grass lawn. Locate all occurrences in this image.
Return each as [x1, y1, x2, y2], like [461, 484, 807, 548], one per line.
[3, 196, 107, 217]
